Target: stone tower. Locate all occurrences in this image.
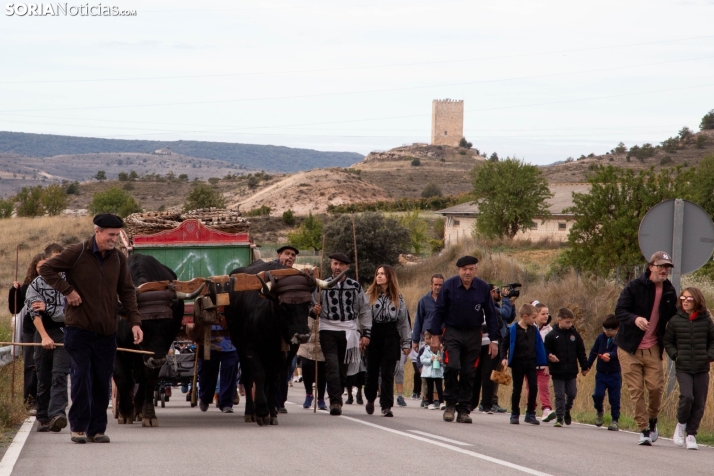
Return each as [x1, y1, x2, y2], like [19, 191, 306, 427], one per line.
[431, 99, 464, 147]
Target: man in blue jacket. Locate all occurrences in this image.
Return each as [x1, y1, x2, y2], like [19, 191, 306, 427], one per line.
[427, 256, 500, 424]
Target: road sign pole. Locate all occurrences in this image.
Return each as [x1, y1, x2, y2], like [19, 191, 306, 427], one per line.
[665, 199, 685, 395]
[671, 199, 684, 294]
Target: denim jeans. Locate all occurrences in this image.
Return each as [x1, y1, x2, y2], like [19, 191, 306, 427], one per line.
[198, 349, 239, 410]
[63, 327, 117, 436]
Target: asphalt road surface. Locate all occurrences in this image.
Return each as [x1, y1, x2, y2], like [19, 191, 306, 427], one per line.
[7, 386, 714, 476]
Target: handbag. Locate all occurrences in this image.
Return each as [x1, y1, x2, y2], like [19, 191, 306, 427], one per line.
[490, 366, 512, 386]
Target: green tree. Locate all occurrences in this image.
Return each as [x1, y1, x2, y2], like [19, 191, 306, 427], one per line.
[287, 212, 323, 252]
[410, 158, 421, 166]
[183, 183, 226, 211]
[90, 187, 141, 217]
[66, 182, 79, 195]
[282, 209, 296, 226]
[421, 183, 442, 198]
[458, 137, 473, 149]
[687, 154, 714, 216]
[700, 109, 714, 130]
[40, 184, 69, 216]
[129, 170, 139, 181]
[178, 174, 189, 181]
[323, 213, 410, 284]
[0, 197, 14, 218]
[678, 126, 693, 142]
[561, 165, 692, 276]
[489, 152, 499, 162]
[15, 186, 44, 217]
[118, 172, 129, 181]
[470, 157, 553, 239]
[95, 170, 107, 181]
[614, 142, 627, 154]
[399, 210, 429, 255]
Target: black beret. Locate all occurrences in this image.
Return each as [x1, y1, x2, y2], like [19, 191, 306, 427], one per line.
[276, 245, 299, 255]
[455, 255, 478, 267]
[93, 213, 124, 229]
[328, 252, 351, 265]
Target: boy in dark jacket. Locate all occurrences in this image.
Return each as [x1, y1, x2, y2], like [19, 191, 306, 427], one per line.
[544, 307, 589, 427]
[500, 303, 547, 425]
[587, 314, 620, 431]
[664, 287, 714, 450]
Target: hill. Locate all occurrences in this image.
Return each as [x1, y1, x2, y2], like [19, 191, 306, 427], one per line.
[541, 129, 714, 182]
[0, 131, 363, 173]
[353, 144, 484, 198]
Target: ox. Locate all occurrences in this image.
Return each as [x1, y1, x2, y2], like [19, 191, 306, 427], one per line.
[224, 260, 342, 426]
[114, 254, 201, 427]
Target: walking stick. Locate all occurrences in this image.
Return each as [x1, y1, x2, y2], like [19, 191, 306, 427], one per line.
[350, 214, 359, 282]
[314, 235, 325, 413]
[191, 345, 200, 407]
[10, 245, 18, 403]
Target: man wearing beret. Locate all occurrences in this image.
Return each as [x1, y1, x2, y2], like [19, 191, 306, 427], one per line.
[311, 252, 371, 415]
[40, 213, 143, 444]
[275, 245, 298, 268]
[426, 256, 500, 423]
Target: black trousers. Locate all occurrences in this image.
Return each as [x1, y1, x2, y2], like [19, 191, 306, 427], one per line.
[365, 322, 400, 410]
[676, 370, 709, 436]
[320, 330, 347, 405]
[22, 331, 38, 406]
[301, 358, 326, 401]
[412, 362, 422, 395]
[425, 378, 443, 404]
[442, 326, 481, 413]
[511, 358, 537, 416]
[471, 344, 494, 411]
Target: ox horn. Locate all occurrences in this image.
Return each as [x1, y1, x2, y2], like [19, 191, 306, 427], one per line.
[316, 269, 349, 289]
[175, 282, 206, 300]
[256, 274, 272, 295]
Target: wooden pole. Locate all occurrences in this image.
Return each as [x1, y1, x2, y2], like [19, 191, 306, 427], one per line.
[314, 234, 325, 414]
[191, 346, 200, 407]
[11, 245, 18, 403]
[0, 342, 155, 355]
[351, 214, 359, 282]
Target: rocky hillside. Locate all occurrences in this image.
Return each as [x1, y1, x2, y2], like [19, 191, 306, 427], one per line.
[542, 129, 714, 183]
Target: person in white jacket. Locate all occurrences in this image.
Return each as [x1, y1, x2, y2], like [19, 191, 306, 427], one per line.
[420, 333, 444, 410]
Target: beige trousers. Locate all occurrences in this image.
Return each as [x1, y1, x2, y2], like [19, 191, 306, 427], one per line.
[618, 345, 665, 431]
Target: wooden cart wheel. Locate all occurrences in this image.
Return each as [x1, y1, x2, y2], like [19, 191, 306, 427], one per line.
[111, 378, 119, 419]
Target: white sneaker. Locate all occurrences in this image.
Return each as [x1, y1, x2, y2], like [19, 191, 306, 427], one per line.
[427, 403, 437, 410]
[685, 435, 698, 450]
[673, 422, 686, 447]
[638, 431, 652, 446]
[439, 402, 446, 410]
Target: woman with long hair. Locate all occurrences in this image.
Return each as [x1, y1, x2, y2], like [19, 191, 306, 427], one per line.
[8, 253, 45, 412]
[363, 265, 411, 417]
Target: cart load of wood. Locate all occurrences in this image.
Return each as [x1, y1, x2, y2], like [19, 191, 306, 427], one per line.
[125, 208, 250, 236]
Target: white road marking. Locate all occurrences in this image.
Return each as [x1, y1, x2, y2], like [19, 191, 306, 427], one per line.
[0, 417, 35, 476]
[407, 430, 472, 446]
[340, 416, 553, 476]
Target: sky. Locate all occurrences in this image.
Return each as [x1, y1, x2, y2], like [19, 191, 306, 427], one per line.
[1, 0, 713, 164]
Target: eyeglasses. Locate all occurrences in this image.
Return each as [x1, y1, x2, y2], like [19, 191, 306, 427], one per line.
[679, 296, 695, 302]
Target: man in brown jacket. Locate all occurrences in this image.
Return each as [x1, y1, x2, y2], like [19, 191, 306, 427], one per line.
[40, 213, 143, 444]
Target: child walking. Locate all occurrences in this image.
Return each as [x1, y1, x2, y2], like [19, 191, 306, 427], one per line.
[587, 314, 621, 431]
[420, 332, 444, 410]
[544, 307, 589, 427]
[664, 287, 714, 450]
[501, 303, 547, 425]
[533, 301, 555, 422]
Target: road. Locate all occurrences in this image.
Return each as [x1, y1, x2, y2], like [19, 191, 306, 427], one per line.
[6, 386, 713, 476]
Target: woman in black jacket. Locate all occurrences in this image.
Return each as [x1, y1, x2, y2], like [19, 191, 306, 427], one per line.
[8, 253, 44, 411]
[664, 287, 714, 450]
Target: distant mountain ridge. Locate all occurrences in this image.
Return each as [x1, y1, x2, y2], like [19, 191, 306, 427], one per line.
[0, 131, 363, 172]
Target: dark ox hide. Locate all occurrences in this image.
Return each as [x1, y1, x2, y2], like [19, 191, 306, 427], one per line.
[114, 254, 184, 427]
[225, 260, 312, 426]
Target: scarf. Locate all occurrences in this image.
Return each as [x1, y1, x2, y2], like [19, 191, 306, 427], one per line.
[319, 318, 361, 374]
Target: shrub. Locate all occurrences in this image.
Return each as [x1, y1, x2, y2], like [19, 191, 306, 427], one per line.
[208, 177, 220, 185]
[183, 183, 226, 211]
[0, 197, 14, 218]
[95, 170, 106, 181]
[15, 186, 44, 217]
[65, 182, 79, 195]
[700, 109, 714, 130]
[90, 187, 141, 217]
[40, 184, 69, 216]
[282, 209, 296, 226]
[660, 156, 673, 166]
[661, 137, 679, 153]
[421, 183, 443, 198]
[287, 212, 323, 251]
[245, 205, 271, 217]
[679, 126, 694, 142]
[489, 152, 499, 162]
[178, 174, 189, 181]
[696, 135, 708, 149]
[247, 176, 259, 188]
[118, 172, 129, 181]
[614, 142, 627, 154]
[458, 150, 466, 155]
[410, 158, 421, 166]
[458, 137, 473, 149]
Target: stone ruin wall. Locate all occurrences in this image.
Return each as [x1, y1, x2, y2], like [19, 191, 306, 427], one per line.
[431, 99, 464, 147]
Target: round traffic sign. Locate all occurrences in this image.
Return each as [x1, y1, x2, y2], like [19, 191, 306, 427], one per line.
[639, 199, 714, 274]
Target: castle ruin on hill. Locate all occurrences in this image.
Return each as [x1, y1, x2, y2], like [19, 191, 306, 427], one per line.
[431, 99, 464, 147]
